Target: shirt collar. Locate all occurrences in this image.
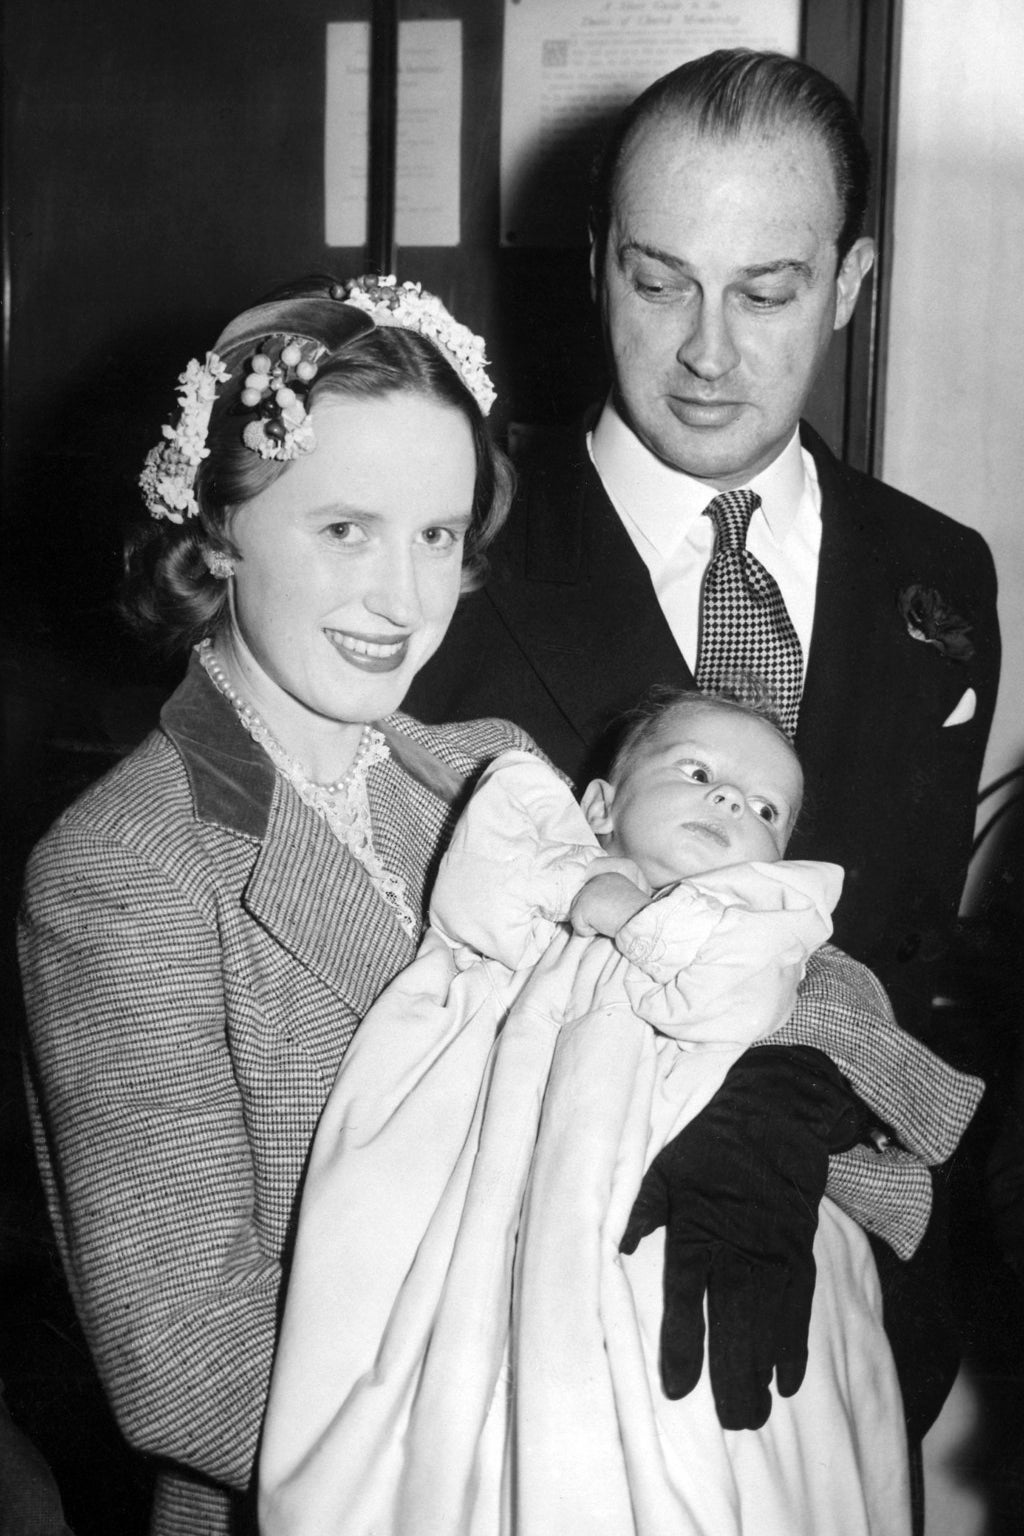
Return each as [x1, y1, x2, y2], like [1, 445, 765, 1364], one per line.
[589, 396, 808, 556]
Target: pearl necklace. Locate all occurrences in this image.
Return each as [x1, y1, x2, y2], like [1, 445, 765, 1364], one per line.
[196, 639, 418, 937]
[198, 637, 373, 793]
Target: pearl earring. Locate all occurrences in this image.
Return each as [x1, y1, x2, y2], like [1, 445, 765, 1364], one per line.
[203, 548, 236, 580]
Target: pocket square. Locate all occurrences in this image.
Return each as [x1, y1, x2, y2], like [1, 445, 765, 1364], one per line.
[943, 688, 976, 727]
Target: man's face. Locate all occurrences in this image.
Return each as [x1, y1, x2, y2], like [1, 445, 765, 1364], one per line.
[594, 118, 874, 488]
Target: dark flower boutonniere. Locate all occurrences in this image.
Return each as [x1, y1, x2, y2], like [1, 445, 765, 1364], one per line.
[897, 584, 975, 662]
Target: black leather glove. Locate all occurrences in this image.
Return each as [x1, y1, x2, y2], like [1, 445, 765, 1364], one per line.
[620, 1044, 867, 1430]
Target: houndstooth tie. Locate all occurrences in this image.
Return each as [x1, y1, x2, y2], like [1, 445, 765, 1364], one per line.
[694, 489, 803, 737]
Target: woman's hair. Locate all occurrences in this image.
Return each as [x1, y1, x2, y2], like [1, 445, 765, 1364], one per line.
[123, 279, 512, 655]
[604, 682, 801, 793]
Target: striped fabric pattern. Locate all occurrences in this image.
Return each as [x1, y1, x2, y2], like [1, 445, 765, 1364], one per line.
[771, 944, 984, 1258]
[18, 665, 535, 1536]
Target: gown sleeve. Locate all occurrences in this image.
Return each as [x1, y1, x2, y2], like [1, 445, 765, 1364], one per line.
[428, 751, 602, 971]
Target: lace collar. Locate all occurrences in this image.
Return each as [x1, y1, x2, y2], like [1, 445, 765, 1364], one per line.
[196, 640, 418, 936]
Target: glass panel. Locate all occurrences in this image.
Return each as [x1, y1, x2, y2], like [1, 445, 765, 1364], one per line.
[499, 0, 801, 247]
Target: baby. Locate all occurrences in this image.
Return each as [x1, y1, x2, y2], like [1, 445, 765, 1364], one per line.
[571, 688, 804, 937]
[261, 689, 981, 1536]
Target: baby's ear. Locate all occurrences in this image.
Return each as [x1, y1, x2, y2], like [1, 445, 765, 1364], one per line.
[580, 778, 616, 837]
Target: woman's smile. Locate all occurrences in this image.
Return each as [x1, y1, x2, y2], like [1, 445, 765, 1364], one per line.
[325, 628, 410, 671]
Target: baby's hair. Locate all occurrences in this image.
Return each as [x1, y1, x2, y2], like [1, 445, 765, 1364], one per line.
[605, 682, 799, 787]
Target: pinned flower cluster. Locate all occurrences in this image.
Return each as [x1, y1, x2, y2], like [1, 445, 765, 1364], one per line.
[897, 584, 975, 662]
[339, 274, 497, 416]
[239, 338, 321, 461]
[139, 353, 231, 523]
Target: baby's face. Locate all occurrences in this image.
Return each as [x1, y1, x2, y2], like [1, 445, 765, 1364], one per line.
[584, 706, 803, 888]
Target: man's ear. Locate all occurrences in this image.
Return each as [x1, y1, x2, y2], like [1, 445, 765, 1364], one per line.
[588, 228, 600, 305]
[833, 236, 876, 331]
[580, 777, 616, 837]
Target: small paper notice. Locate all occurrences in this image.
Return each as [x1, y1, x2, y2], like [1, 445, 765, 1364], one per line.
[325, 20, 462, 248]
[500, 0, 799, 246]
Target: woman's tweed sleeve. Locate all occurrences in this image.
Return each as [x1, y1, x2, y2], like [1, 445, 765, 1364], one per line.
[18, 823, 277, 1491]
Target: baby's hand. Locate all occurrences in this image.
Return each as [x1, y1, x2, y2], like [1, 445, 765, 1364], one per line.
[571, 859, 651, 938]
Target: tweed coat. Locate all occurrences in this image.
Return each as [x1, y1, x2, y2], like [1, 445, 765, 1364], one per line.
[407, 418, 1001, 1042]
[18, 655, 536, 1536]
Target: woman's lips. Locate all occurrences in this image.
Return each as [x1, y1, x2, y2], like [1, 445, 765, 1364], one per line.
[324, 629, 409, 673]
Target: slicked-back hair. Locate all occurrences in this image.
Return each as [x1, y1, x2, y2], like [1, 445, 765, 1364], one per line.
[590, 48, 871, 275]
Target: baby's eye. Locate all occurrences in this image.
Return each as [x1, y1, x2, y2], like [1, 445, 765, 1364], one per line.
[679, 760, 711, 784]
[750, 798, 778, 824]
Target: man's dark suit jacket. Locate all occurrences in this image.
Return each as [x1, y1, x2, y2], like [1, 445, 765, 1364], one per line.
[409, 418, 1000, 1043]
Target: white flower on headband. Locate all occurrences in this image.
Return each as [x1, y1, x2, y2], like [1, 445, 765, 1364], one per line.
[139, 353, 231, 522]
[340, 275, 497, 416]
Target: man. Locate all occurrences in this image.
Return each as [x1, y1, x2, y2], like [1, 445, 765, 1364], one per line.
[409, 50, 1000, 1457]
[410, 47, 999, 1040]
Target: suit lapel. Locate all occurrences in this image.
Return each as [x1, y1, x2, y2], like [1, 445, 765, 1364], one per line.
[790, 426, 922, 868]
[163, 657, 415, 1020]
[245, 779, 416, 1021]
[795, 425, 952, 760]
[490, 429, 694, 755]
[795, 427, 879, 764]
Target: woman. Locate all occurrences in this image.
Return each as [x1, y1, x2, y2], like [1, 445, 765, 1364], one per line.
[17, 274, 535, 1536]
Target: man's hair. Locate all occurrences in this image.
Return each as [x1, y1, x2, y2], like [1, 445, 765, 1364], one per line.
[605, 684, 801, 799]
[590, 48, 871, 272]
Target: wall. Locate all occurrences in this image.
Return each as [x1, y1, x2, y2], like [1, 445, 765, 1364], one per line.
[884, 0, 1024, 910]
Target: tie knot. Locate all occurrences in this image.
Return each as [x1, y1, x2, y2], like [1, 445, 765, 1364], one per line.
[703, 489, 760, 552]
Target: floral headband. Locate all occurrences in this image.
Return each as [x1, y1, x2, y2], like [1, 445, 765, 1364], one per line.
[139, 275, 497, 524]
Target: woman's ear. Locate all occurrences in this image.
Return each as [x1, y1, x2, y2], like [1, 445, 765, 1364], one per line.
[580, 778, 616, 837]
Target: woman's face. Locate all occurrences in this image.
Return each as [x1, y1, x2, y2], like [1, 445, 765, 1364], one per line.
[223, 391, 477, 745]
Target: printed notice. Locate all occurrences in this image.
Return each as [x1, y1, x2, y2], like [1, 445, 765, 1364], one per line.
[325, 20, 462, 248]
[500, 0, 798, 246]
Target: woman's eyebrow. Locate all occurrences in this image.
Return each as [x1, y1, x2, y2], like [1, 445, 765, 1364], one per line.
[302, 505, 474, 527]
[301, 501, 371, 521]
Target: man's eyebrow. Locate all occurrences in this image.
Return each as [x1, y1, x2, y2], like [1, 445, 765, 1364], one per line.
[618, 242, 814, 282]
[738, 258, 815, 281]
[618, 240, 689, 270]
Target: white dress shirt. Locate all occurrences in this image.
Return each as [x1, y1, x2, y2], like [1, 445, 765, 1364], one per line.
[588, 398, 822, 679]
